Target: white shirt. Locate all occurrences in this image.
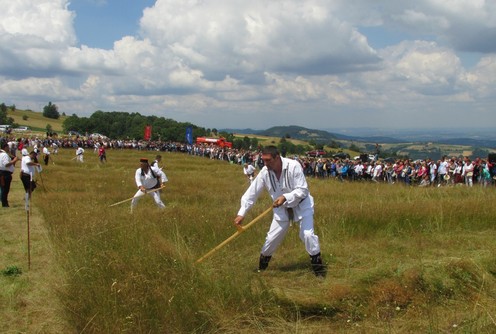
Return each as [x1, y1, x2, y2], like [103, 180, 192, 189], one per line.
[237, 157, 313, 222]
[135, 165, 168, 189]
[366, 165, 373, 175]
[454, 164, 462, 174]
[463, 162, 474, 176]
[438, 160, 448, 175]
[43, 147, 50, 155]
[373, 164, 383, 177]
[76, 147, 84, 155]
[429, 163, 437, 175]
[0, 150, 15, 172]
[21, 155, 37, 179]
[354, 163, 364, 175]
[243, 164, 256, 176]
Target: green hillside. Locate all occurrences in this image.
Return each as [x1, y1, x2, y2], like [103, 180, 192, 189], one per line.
[6, 108, 65, 133]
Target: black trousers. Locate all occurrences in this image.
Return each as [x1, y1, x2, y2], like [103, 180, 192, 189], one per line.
[20, 173, 36, 194]
[0, 171, 13, 206]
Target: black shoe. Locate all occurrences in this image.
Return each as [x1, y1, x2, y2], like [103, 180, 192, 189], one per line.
[258, 254, 272, 271]
[310, 253, 326, 277]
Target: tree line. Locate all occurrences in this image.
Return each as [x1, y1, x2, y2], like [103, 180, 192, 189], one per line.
[62, 110, 210, 142]
[2, 100, 318, 154]
[62, 110, 321, 154]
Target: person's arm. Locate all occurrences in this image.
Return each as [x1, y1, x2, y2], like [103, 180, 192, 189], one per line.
[26, 159, 40, 167]
[153, 166, 168, 184]
[135, 169, 146, 192]
[1, 153, 18, 167]
[235, 170, 266, 226]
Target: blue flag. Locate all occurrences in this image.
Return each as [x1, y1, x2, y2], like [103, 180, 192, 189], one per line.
[185, 126, 193, 145]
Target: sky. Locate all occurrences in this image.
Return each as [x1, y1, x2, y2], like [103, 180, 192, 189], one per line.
[1, 0, 496, 132]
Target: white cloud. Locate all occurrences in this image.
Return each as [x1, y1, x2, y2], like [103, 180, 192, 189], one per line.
[0, 0, 75, 45]
[140, 0, 380, 79]
[0, 0, 496, 130]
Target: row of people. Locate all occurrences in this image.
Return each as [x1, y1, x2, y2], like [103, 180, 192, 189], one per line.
[3, 134, 495, 188]
[301, 156, 495, 187]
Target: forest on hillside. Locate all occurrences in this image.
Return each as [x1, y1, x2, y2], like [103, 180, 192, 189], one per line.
[62, 110, 208, 142]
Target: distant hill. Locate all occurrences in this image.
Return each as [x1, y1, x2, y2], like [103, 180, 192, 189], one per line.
[258, 125, 337, 142]
[224, 125, 496, 148]
[223, 125, 495, 160]
[224, 125, 404, 144]
[436, 138, 496, 148]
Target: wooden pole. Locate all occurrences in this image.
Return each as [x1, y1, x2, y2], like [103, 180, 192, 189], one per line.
[26, 189, 31, 270]
[37, 171, 47, 192]
[196, 205, 273, 264]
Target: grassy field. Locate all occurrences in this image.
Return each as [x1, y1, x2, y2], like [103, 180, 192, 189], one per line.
[2, 148, 496, 333]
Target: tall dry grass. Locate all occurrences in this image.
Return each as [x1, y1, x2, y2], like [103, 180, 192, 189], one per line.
[29, 148, 496, 333]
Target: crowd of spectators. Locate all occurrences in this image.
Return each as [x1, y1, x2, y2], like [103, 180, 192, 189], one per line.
[298, 156, 496, 187]
[182, 142, 496, 188]
[1, 134, 495, 188]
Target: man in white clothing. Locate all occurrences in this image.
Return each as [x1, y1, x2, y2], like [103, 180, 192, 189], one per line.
[42, 145, 50, 165]
[463, 157, 474, 187]
[371, 162, 383, 183]
[234, 146, 325, 277]
[243, 162, 256, 183]
[437, 158, 449, 186]
[428, 159, 437, 185]
[76, 146, 84, 162]
[131, 158, 168, 211]
[151, 155, 163, 169]
[0, 140, 18, 207]
[20, 151, 41, 204]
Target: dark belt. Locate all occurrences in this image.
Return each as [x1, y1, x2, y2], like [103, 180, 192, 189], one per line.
[0, 170, 12, 175]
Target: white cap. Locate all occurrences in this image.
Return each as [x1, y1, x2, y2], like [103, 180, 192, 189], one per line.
[22, 148, 29, 156]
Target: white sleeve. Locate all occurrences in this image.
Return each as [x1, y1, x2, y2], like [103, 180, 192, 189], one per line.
[237, 170, 266, 217]
[152, 166, 168, 183]
[135, 169, 143, 187]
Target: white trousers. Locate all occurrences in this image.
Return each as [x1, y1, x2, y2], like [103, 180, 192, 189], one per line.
[130, 189, 165, 209]
[260, 215, 320, 257]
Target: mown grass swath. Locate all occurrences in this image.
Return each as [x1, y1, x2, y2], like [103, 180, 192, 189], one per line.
[35, 148, 496, 332]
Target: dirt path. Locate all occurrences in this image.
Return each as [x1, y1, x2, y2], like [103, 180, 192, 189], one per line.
[0, 177, 72, 333]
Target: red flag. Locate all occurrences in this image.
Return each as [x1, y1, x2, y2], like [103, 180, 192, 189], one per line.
[144, 125, 152, 140]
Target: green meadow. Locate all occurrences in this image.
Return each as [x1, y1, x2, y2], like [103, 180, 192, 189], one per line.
[2, 148, 496, 333]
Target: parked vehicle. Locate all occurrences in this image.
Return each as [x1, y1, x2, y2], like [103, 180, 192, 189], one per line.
[90, 133, 108, 140]
[354, 154, 375, 163]
[196, 137, 233, 148]
[332, 152, 350, 159]
[306, 150, 327, 157]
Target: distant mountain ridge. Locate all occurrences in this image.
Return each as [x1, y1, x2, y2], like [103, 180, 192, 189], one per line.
[221, 125, 496, 148]
[259, 125, 337, 141]
[223, 125, 405, 144]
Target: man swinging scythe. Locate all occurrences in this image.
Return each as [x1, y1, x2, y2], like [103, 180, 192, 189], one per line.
[234, 146, 326, 277]
[130, 158, 168, 212]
